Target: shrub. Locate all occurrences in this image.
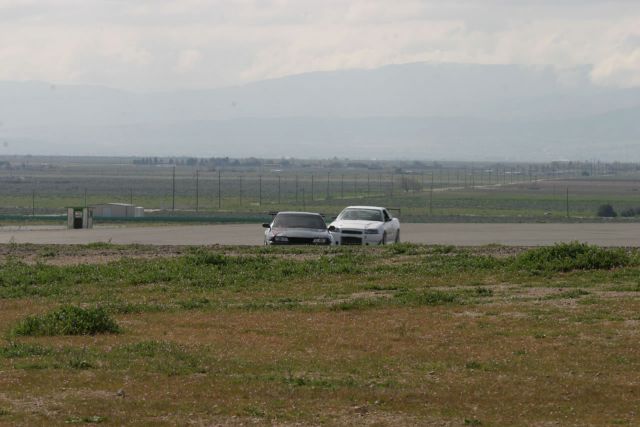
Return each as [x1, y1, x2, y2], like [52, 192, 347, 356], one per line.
[620, 207, 640, 217]
[12, 306, 120, 336]
[597, 204, 617, 217]
[516, 242, 633, 273]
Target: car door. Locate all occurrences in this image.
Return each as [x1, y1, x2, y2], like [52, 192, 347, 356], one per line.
[382, 209, 397, 240]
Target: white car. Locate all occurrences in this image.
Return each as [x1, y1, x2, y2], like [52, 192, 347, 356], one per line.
[328, 206, 400, 245]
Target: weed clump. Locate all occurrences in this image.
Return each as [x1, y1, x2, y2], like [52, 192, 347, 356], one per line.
[184, 249, 228, 266]
[395, 289, 460, 306]
[516, 242, 633, 273]
[12, 306, 120, 336]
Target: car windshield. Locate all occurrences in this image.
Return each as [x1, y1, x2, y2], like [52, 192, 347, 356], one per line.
[272, 214, 326, 229]
[338, 209, 383, 222]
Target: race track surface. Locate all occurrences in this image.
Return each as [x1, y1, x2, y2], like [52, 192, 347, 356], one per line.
[1, 223, 639, 246]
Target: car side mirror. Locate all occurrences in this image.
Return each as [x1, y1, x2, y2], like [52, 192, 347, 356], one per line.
[328, 225, 336, 232]
[262, 223, 270, 228]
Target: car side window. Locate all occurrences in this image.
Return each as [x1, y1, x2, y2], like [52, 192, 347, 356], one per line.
[383, 210, 391, 222]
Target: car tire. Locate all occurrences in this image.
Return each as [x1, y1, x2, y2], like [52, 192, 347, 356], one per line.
[395, 230, 400, 243]
[382, 232, 387, 245]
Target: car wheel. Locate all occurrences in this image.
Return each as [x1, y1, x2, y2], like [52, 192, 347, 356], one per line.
[395, 230, 400, 243]
[382, 232, 387, 245]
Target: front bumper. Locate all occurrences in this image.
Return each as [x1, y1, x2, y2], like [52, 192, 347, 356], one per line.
[267, 237, 332, 245]
[331, 232, 383, 245]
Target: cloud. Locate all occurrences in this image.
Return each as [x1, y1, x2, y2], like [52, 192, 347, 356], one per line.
[0, 0, 639, 89]
[175, 49, 203, 73]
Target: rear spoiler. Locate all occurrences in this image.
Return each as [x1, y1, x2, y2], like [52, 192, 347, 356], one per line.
[268, 211, 326, 217]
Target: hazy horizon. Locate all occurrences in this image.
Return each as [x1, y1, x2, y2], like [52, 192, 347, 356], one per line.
[1, 1, 639, 161]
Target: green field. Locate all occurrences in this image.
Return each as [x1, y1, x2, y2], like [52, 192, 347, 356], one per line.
[1, 242, 640, 425]
[2, 156, 640, 222]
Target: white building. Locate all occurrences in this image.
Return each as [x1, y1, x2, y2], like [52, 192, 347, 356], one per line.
[91, 203, 144, 218]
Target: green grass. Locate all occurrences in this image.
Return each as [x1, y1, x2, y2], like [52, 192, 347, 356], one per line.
[515, 242, 636, 273]
[11, 306, 121, 336]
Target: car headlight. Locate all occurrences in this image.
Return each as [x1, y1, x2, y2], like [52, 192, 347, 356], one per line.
[365, 229, 380, 234]
[313, 238, 328, 244]
[273, 236, 289, 242]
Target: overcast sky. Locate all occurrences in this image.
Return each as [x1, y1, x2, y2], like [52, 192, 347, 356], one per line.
[1, 0, 640, 91]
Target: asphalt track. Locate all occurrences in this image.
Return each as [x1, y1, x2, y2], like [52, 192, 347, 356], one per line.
[0, 223, 639, 246]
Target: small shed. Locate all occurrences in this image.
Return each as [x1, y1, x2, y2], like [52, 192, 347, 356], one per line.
[67, 207, 94, 229]
[92, 203, 144, 218]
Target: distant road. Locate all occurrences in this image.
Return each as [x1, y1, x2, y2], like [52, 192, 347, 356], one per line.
[1, 223, 638, 246]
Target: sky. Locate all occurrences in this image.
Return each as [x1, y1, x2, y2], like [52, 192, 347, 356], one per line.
[1, 0, 640, 91]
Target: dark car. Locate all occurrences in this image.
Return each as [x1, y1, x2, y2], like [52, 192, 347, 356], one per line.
[263, 212, 333, 245]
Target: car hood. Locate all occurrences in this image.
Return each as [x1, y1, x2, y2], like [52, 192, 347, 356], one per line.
[268, 228, 330, 238]
[329, 220, 384, 230]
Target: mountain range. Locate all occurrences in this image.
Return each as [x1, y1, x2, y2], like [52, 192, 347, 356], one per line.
[1, 62, 639, 161]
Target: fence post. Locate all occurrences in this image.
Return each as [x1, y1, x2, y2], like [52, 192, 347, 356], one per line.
[341, 174, 344, 199]
[326, 172, 330, 200]
[311, 175, 314, 201]
[218, 170, 221, 209]
[566, 187, 569, 218]
[172, 166, 176, 212]
[354, 174, 358, 197]
[367, 174, 370, 197]
[278, 175, 281, 205]
[259, 175, 262, 206]
[302, 188, 306, 210]
[32, 189, 35, 216]
[430, 173, 434, 215]
[295, 175, 299, 204]
[195, 169, 199, 212]
[239, 175, 243, 207]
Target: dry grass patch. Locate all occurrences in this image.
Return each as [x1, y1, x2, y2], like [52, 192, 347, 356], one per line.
[1, 243, 640, 425]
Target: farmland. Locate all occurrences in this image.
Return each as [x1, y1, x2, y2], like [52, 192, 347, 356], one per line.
[1, 156, 640, 222]
[1, 242, 639, 425]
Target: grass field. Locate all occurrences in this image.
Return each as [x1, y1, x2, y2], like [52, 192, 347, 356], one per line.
[1, 242, 639, 425]
[2, 156, 640, 222]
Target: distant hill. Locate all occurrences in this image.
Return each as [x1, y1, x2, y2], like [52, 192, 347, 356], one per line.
[1, 62, 639, 160]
